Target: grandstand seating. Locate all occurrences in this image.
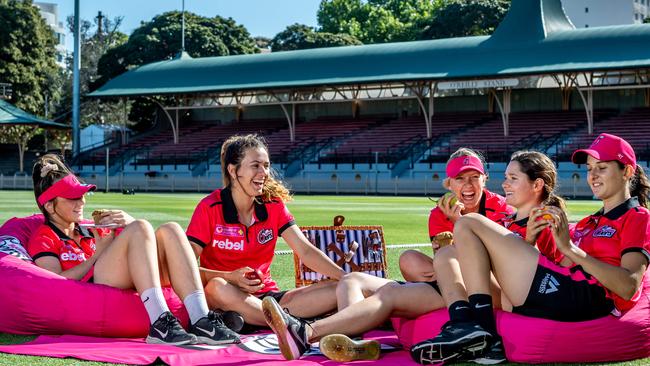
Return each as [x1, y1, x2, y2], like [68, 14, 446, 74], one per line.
[317, 112, 494, 165]
[422, 110, 616, 162]
[555, 107, 650, 161]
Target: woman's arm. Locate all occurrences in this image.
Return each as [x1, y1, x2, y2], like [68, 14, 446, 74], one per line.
[34, 254, 98, 280]
[283, 225, 345, 280]
[546, 206, 648, 300]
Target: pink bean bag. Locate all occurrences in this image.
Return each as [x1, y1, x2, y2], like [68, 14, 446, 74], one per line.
[0, 216, 188, 337]
[392, 275, 650, 363]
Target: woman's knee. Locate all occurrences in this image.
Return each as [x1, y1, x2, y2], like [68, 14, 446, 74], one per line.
[432, 245, 457, 271]
[125, 219, 155, 238]
[336, 272, 366, 296]
[156, 222, 184, 238]
[204, 277, 231, 307]
[399, 250, 424, 269]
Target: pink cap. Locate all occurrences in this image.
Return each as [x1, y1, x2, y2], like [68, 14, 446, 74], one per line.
[572, 133, 636, 170]
[37, 175, 96, 206]
[446, 155, 485, 178]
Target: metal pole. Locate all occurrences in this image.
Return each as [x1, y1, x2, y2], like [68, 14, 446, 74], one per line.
[72, 0, 81, 157]
[105, 147, 109, 193]
[181, 0, 185, 52]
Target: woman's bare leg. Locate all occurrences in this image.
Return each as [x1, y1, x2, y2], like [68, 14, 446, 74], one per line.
[335, 272, 396, 310]
[154, 222, 203, 300]
[399, 250, 435, 282]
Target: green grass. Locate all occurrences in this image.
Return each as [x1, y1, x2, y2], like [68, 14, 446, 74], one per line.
[0, 190, 645, 365]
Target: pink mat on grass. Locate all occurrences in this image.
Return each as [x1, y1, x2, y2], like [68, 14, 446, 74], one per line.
[0, 331, 408, 366]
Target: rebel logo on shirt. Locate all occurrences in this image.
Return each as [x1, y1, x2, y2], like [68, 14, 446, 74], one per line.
[214, 225, 245, 238]
[258, 229, 274, 244]
[60, 251, 87, 261]
[592, 225, 617, 238]
[213, 238, 244, 251]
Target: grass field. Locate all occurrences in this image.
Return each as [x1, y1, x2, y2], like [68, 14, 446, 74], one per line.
[0, 190, 645, 366]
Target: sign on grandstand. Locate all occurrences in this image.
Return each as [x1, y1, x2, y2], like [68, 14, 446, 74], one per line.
[294, 225, 388, 287]
[438, 78, 519, 90]
[0, 83, 11, 100]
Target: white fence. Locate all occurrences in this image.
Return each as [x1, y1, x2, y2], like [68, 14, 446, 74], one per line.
[0, 173, 595, 198]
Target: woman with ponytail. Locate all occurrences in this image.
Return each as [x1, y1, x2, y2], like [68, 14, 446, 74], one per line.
[186, 134, 344, 329]
[411, 134, 650, 365]
[28, 154, 240, 346]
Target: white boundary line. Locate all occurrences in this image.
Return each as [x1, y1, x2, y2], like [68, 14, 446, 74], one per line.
[274, 243, 430, 255]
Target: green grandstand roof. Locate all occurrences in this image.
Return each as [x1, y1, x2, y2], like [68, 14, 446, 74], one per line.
[0, 99, 68, 128]
[91, 0, 650, 98]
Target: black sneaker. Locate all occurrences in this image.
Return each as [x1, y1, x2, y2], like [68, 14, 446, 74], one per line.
[471, 338, 506, 365]
[189, 310, 241, 345]
[146, 311, 198, 345]
[261, 296, 310, 360]
[221, 310, 245, 333]
[410, 321, 492, 365]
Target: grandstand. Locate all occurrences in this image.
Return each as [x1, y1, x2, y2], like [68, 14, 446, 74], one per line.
[3, 0, 650, 198]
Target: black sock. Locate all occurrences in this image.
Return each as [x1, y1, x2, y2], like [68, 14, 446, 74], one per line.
[448, 300, 472, 324]
[468, 293, 497, 335]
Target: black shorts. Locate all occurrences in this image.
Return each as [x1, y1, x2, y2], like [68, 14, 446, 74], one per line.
[512, 255, 614, 322]
[396, 280, 441, 294]
[256, 290, 287, 303]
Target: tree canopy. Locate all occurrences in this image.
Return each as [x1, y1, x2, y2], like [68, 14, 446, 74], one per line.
[419, 0, 511, 40]
[96, 11, 258, 86]
[0, 0, 59, 116]
[317, 0, 438, 43]
[269, 23, 361, 52]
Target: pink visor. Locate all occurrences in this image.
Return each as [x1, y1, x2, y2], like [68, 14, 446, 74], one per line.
[446, 155, 485, 178]
[572, 133, 636, 170]
[37, 175, 96, 206]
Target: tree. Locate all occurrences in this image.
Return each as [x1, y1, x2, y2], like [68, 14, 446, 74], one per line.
[419, 0, 510, 40]
[96, 11, 258, 86]
[0, 125, 42, 173]
[269, 23, 361, 52]
[53, 14, 129, 128]
[49, 129, 71, 156]
[0, 0, 60, 116]
[317, 0, 438, 43]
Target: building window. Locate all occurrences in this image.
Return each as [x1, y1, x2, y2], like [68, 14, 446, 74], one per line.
[585, 7, 589, 13]
[585, 24, 589, 28]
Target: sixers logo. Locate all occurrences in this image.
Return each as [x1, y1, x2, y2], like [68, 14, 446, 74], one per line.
[463, 157, 470, 165]
[258, 229, 273, 244]
[592, 225, 617, 238]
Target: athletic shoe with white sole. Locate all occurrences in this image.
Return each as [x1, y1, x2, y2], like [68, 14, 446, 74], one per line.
[471, 338, 506, 365]
[319, 334, 381, 362]
[262, 296, 311, 360]
[146, 311, 198, 345]
[188, 310, 241, 345]
[410, 321, 492, 365]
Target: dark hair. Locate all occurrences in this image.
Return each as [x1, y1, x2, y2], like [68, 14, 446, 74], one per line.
[220, 134, 291, 202]
[31, 154, 75, 218]
[616, 162, 650, 208]
[510, 150, 566, 212]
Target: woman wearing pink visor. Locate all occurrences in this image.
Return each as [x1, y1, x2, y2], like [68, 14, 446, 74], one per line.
[410, 133, 650, 365]
[399, 148, 513, 281]
[27, 154, 240, 346]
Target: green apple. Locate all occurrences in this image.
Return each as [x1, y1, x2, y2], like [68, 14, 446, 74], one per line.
[439, 192, 458, 207]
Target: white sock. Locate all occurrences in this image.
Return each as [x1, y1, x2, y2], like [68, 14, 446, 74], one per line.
[140, 287, 170, 324]
[183, 290, 210, 324]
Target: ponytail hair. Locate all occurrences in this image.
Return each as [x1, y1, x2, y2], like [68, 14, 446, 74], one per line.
[220, 134, 292, 203]
[629, 165, 650, 208]
[32, 154, 75, 218]
[510, 150, 567, 213]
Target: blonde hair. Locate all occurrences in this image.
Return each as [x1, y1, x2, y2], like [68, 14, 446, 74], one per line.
[220, 134, 292, 202]
[448, 147, 486, 165]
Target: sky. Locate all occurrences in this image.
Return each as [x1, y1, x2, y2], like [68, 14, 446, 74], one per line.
[39, 0, 321, 50]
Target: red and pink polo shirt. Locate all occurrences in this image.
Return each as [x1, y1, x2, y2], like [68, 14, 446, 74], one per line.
[186, 187, 295, 295]
[428, 189, 514, 240]
[571, 197, 650, 311]
[500, 214, 562, 264]
[27, 222, 103, 273]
